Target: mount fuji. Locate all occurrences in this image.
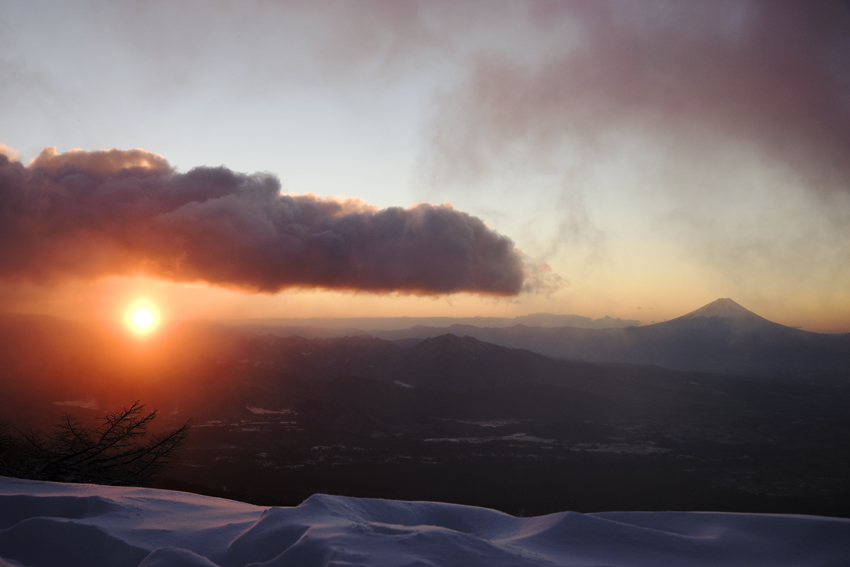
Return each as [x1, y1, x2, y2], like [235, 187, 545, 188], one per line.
[669, 297, 784, 326]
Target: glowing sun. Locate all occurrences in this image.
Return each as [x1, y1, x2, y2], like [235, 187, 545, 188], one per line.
[133, 309, 153, 328]
[125, 300, 161, 335]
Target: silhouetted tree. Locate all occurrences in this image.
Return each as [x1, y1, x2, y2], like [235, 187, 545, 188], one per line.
[0, 420, 14, 475]
[0, 402, 189, 486]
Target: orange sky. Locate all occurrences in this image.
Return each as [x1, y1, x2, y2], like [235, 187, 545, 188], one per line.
[4, 274, 848, 334]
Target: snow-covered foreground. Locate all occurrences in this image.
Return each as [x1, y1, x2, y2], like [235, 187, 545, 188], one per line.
[1, 477, 848, 567]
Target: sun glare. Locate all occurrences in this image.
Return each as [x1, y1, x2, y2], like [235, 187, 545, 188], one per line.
[125, 300, 161, 335]
[133, 309, 153, 328]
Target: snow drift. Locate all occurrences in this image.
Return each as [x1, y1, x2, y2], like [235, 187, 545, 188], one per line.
[1, 477, 849, 567]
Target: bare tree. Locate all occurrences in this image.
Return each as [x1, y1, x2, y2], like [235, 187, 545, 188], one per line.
[0, 419, 15, 476]
[0, 402, 190, 486]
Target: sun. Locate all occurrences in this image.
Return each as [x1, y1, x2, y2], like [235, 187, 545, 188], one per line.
[133, 309, 153, 328]
[125, 300, 161, 335]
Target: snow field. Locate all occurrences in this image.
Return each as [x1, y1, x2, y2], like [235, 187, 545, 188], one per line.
[1, 476, 849, 566]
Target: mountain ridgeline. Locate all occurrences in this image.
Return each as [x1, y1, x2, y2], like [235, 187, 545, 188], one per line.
[362, 299, 850, 376]
[0, 299, 846, 417]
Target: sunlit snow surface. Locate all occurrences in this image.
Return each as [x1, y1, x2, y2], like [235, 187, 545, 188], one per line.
[1, 477, 849, 567]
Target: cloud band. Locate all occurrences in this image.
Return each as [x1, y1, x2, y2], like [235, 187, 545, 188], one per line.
[0, 148, 525, 295]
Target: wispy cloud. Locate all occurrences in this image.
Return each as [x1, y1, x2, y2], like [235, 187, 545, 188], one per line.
[426, 1, 850, 193]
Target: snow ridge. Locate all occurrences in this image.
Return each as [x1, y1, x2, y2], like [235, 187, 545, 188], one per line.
[1, 476, 849, 567]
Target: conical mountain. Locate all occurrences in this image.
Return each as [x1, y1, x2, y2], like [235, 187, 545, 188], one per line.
[657, 298, 787, 333]
[615, 299, 848, 374]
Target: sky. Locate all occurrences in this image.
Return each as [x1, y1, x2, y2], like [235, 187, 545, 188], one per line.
[1, 0, 849, 332]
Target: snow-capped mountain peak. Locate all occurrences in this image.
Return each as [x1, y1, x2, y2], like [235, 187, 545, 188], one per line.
[659, 297, 789, 334]
[679, 298, 758, 320]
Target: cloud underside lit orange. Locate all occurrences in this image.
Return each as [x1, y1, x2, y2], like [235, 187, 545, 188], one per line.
[0, 148, 527, 296]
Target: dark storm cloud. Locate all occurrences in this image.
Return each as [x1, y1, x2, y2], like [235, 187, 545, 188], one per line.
[0, 148, 525, 295]
[427, 0, 850, 193]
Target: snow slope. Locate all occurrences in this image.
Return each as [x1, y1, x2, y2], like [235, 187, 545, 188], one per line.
[1, 476, 849, 567]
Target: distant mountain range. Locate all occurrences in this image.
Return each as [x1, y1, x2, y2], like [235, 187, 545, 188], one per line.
[350, 298, 850, 376]
[2, 300, 846, 415]
[9, 298, 838, 419]
[234, 332, 630, 392]
[233, 312, 640, 337]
